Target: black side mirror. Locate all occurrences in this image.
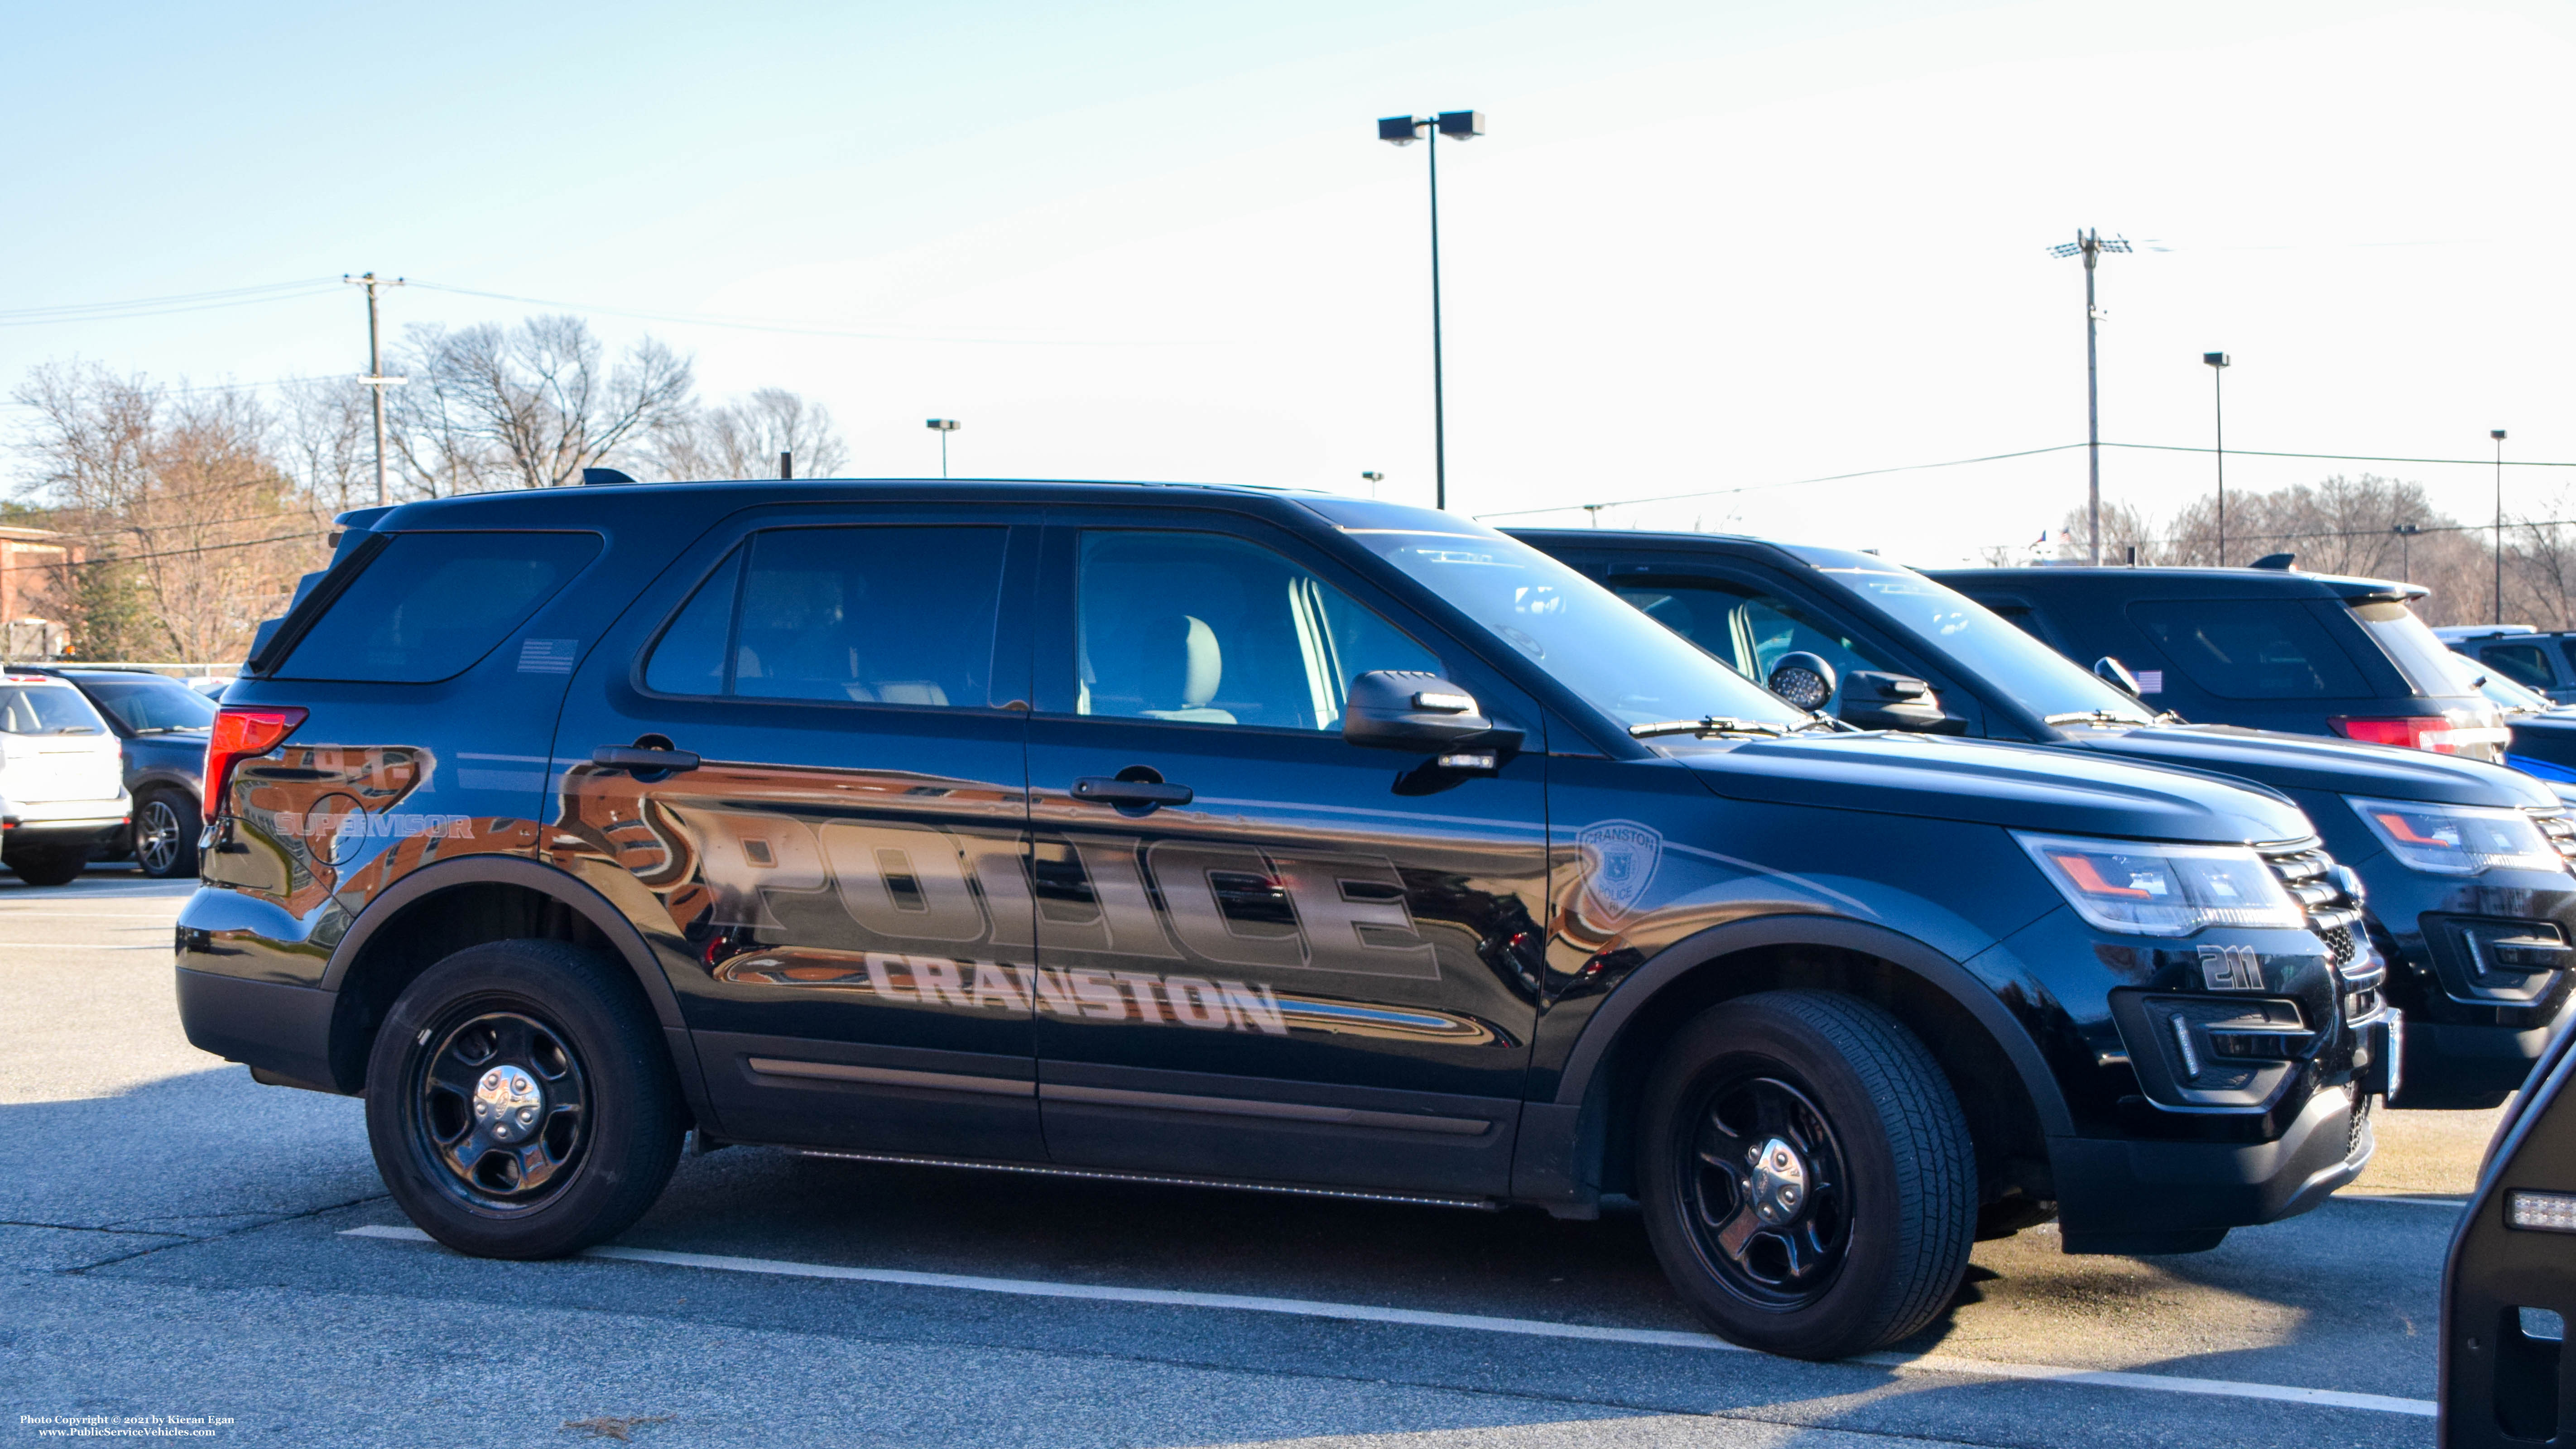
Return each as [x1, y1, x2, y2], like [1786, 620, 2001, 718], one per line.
[1766, 652, 1837, 712]
[1839, 671, 1946, 731]
[2094, 656, 2143, 698]
[1343, 671, 1523, 764]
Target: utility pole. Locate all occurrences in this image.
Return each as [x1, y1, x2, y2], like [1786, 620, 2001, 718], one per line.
[2494, 428, 2509, 623]
[2048, 231, 2131, 565]
[343, 273, 406, 506]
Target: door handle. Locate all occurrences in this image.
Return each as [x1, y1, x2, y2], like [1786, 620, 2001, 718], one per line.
[1070, 776, 1194, 807]
[593, 745, 702, 773]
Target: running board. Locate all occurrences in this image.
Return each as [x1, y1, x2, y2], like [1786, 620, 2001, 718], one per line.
[790, 1147, 1501, 1212]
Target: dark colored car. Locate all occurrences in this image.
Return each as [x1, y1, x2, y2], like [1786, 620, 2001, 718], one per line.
[2457, 670, 2576, 789]
[2445, 626, 2576, 705]
[1516, 531, 2576, 1110]
[180, 481, 2389, 1359]
[19, 667, 215, 878]
[2441, 1015, 2576, 1447]
[1922, 565, 2510, 763]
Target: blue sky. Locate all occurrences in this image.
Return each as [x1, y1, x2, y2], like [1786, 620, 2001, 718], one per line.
[8, 0, 2576, 571]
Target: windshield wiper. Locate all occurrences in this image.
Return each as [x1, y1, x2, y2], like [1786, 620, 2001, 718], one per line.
[1629, 716, 1796, 739]
[2042, 710, 2147, 727]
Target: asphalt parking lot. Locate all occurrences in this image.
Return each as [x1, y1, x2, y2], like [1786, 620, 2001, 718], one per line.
[4, 873, 2482, 1448]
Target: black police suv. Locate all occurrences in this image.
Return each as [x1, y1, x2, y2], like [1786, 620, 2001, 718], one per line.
[1924, 564, 2510, 763]
[19, 667, 214, 878]
[2446, 625, 2576, 705]
[2442, 1009, 2576, 1447]
[1519, 530, 2576, 1110]
[182, 481, 2385, 1360]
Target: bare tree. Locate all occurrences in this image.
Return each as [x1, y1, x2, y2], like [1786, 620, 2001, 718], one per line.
[274, 375, 373, 515]
[649, 387, 849, 480]
[389, 315, 694, 494]
[2054, 499, 2166, 564]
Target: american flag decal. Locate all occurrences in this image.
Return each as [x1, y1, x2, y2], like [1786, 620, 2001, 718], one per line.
[518, 638, 578, 674]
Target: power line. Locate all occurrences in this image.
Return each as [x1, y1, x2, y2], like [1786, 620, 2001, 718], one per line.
[404, 280, 1205, 348]
[0, 279, 344, 326]
[1471, 444, 2095, 521]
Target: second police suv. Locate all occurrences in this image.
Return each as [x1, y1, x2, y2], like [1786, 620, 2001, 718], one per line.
[178, 480, 2394, 1360]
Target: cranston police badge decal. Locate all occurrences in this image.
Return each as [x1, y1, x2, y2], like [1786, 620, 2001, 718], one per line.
[1577, 820, 1663, 922]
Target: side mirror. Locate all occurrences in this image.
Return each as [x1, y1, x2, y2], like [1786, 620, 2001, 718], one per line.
[1766, 652, 1838, 712]
[1343, 671, 1523, 763]
[2094, 657, 2143, 698]
[1839, 671, 1946, 731]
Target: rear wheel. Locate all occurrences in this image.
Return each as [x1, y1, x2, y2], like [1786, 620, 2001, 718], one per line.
[1637, 990, 1975, 1359]
[132, 790, 200, 878]
[365, 940, 682, 1258]
[7, 847, 87, 887]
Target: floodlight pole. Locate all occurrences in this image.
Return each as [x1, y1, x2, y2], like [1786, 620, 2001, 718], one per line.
[926, 419, 960, 479]
[2495, 428, 2509, 623]
[2204, 352, 2230, 565]
[1379, 111, 1483, 511]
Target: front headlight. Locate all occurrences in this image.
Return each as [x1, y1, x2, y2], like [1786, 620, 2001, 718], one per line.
[2015, 832, 2305, 936]
[2347, 797, 2564, 876]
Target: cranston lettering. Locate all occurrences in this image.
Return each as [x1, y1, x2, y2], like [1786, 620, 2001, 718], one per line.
[731, 952, 1290, 1036]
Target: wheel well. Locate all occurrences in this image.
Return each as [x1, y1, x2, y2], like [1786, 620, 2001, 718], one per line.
[1583, 944, 2053, 1215]
[326, 881, 644, 1094]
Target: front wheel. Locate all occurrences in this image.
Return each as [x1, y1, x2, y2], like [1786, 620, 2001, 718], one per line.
[365, 940, 682, 1258]
[1637, 990, 1975, 1359]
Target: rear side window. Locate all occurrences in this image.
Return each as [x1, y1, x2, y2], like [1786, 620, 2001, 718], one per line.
[2128, 599, 2369, 700]
[2350, 600, 2477, 696]
[643, 526, 1008, 707]
[276, 532, 600, 683]
[0, 686, 106, 734]
[2481, 642, 2559, 691]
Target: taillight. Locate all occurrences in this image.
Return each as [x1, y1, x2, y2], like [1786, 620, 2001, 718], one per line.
[205, 706, 307, 814]
[2331, 716, 2448, 750]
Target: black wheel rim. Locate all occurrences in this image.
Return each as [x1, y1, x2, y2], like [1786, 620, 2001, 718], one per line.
[408, 1006, 591, 1213]
[135, 800, 184, 875]
[1676, 1071, 1851, 1311]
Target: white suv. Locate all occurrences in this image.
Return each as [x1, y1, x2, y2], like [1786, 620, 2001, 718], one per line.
[0, 677, 129, 885]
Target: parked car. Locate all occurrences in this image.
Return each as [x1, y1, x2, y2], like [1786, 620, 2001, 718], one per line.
[1923, 564, 2510, 763]
[1517, 530, 2571, 1109]
[187, 676, 234, 702]
[183, 481, 2387, 1359]
[19, 667, 214, 878]
[2455, 666, 2576, 787]
[0, 674, 130, 885]
[2440, 1011, 2576, 1446]
[2442, 625, 2576, 705]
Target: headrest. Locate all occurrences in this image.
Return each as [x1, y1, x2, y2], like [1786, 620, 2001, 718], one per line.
[1139, 614, 1222, 709]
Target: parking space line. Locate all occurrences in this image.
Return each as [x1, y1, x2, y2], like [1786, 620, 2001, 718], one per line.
[2342, 1194, 2471, 1208]
[341, 1224, 2436, 1417]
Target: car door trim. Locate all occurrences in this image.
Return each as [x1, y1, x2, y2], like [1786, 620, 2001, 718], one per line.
[1039, 1081, 1493, 1135]
[745, 1057, 1036, 1098]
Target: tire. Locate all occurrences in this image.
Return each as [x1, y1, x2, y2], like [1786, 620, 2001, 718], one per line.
[132, 790, 200, 879]
[365, 939, 682, 1259]
[1636, 990, 1975, 1360]
[7, 847, 87, 887]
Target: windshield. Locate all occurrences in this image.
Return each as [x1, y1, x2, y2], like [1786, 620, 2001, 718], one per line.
[1783, 546, 2157, 726]
[72, 675, 218, 732]
[0, 685, 106, 735]
[1307, 499, 1808, 731]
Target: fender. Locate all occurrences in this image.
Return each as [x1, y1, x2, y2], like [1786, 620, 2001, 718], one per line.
[1513, 914, 2073, 1212]
[320, 853, 687, 1032]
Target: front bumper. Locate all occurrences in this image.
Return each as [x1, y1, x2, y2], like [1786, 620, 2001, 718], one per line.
[2051, 1082, 2371, 1253]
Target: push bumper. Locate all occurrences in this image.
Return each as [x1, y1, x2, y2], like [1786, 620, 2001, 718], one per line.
[175, 966, 342, 1094]
[2049, 1082, 2371, 1255]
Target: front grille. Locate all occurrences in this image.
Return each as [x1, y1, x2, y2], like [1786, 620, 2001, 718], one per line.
[2260, 837, 2383, 1024]
[2530, 807, 2576, 868]
[2347, 1089, 2374, 1160]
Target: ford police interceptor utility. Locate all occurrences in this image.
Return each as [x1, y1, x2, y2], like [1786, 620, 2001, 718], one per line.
[178, 480, 2392, 1360]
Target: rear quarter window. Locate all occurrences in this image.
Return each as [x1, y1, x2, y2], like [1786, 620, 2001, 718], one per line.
[2126, 598, 2369, 700]
[274, 531, 601, 684]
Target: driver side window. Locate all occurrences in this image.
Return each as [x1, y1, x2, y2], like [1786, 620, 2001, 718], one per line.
[1073, 531, 1441, 730]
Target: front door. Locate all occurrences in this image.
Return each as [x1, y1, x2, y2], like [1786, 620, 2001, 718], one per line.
[1023, 515, 1549, 1197]
[548, 507, 1043, 1159]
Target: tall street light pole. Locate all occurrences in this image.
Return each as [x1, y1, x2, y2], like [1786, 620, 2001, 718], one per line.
[1378, 110, 1484, 512]
[926, 418, 960, 478]
[2393, 522, 2419, 582]
[2203, 352, 2230, 565]
[343, 273, 406, 506]
[2048, 231, 2131, 565]
[2494, 428, 2509, 623]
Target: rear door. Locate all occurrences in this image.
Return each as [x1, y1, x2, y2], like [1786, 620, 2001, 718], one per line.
[547, 503, 1044, 1160]
[1021, 509, 1549, 1198]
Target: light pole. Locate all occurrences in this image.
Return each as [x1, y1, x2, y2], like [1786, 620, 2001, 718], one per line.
[2048, 230, 2132, 565]
[2494, 428, 2509, 623]
[926, 418, 960, 479]
[1360, 470, 1384, 498]
[1378, 110, 1484, 512]
[2393, 522, 2419, 582]
[2203, 352, 2230, 565]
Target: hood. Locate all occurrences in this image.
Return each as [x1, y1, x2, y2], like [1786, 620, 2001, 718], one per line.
[2070, 722, 2557, 809]
[1676, 731, 2313, 844]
